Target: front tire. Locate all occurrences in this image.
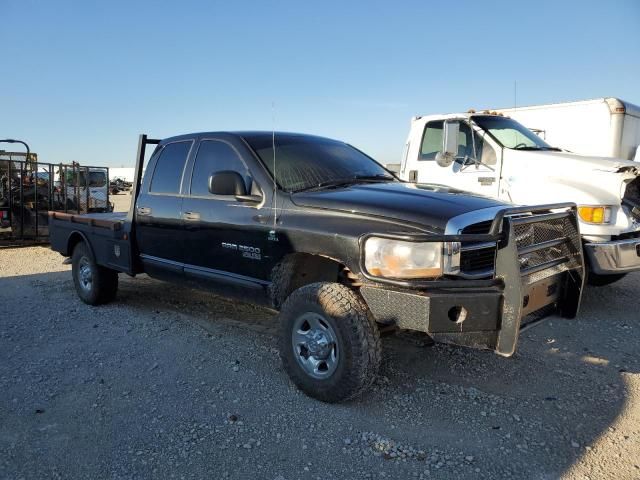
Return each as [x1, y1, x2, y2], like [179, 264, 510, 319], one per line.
[72, 242, 118, 305]
[278, 282, 381, 403]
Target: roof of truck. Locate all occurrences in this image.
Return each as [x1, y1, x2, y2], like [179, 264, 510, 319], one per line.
[160, 131, 346, 144]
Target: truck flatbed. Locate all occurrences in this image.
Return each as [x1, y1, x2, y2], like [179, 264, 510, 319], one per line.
[48, 210, 135, 274]
[49, 211, 128, 230]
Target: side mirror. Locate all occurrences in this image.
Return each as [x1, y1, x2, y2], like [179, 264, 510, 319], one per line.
[436, 121, 459, 167]
[208, 171, 247, 196]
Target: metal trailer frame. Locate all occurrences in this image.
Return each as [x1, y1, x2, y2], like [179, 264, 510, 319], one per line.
[0, 152, 110, 246]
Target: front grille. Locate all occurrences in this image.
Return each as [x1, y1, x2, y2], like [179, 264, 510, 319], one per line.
[511, 213, 582, 285]
[461, 221, 493, 235]
[458, 211, 582, 280]
[460, 221, 496, 277]
[622, 177, 640, 221]
[460, 246, 496, 272]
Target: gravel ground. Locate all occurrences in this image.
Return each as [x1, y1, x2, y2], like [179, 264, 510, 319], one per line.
[1, 243, 639, 479]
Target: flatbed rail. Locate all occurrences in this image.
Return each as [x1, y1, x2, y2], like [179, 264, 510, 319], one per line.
[48, 211, 122, 231]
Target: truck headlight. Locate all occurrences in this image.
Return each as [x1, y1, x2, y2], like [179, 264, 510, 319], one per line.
[577, 206, 612, 224]
[364, 238, 448, 279]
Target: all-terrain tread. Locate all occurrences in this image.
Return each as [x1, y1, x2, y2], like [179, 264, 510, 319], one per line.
[278, 282, 381, 402]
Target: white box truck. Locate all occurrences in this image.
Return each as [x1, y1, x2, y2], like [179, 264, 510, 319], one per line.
[495, 98, 640, 161]
[399, 112, 640, 285]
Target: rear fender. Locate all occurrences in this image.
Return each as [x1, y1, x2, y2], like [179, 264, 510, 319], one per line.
[67, 231, 95, 260]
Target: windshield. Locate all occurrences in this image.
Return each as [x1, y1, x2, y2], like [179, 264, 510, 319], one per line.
[472, 116, 555, 150]
[244, 134, 393, 192]
[64, 170, 107, 187]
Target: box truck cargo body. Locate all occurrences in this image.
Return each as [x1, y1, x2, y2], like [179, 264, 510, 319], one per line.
[495, 98, 640, 161]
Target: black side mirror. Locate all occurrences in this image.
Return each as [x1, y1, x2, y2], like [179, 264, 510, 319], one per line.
[208, 171, 263, 203]
[209, 171, 247, 196]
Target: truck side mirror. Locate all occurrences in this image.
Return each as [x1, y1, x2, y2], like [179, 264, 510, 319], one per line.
[436, 121, 459, 167]
[209, 171, 247, 196]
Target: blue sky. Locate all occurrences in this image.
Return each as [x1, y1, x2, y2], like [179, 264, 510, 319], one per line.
[1, 0, 639, 167]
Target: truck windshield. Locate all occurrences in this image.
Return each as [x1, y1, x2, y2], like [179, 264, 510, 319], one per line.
[472, 116, 558, 150]
[244, 134, 394, 192]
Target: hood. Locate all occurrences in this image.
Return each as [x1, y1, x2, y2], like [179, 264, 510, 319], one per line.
[512, 150, 639, 174]
[502, 150, 640, 207]
[291, 182, 506, 232]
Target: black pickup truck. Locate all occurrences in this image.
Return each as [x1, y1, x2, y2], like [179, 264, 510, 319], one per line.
[49, 132, 585, 402]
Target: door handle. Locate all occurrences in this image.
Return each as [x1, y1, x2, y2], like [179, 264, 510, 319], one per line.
[477, 177, 495, 185]
[137, 206, 152, 215]
[183, 211, 201, 221]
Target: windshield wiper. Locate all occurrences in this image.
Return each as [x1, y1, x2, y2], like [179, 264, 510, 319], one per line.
[293, 174, 395, 193]
[352, 174, 396, 182]
[513, 145, 562, 151]
[513, 145, 543, 150]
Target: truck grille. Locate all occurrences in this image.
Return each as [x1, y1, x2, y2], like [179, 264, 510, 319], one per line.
[622, 177, 640, 221]
[458, 212, 582, 281]
[459, 222, 496, 277]
[460, 244, 496, 273]
[461, 220, 493, 235]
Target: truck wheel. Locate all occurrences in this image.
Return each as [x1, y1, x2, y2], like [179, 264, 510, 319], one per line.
[72, 242, 118, 305]
[587, 272, 627, 286]
[278, 282, 381, 403]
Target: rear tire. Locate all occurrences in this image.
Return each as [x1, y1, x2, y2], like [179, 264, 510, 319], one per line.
[278, 282, 381, 403]
[72, 242, 118, 305]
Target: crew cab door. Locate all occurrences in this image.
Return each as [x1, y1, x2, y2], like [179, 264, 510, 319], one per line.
[181, 137, 272, 288]
[135, 140, 193, 275]
[406, 120, 500, 197]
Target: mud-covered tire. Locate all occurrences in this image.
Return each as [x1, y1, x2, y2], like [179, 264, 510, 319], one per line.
[71, 242, 118, 305]
[587, 272, 627, 286]
[278, 282, 381, 403]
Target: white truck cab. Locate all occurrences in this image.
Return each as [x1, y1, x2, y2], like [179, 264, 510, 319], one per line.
[400, 112, 640, 284]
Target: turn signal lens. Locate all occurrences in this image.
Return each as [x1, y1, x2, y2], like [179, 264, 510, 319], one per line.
[578, 206, 611, 224]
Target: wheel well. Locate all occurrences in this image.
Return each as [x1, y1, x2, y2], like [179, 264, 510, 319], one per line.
[269, 253, 361, 309]
[67, 232, 87, 257]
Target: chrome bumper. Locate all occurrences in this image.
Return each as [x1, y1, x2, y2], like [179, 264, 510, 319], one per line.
[584, 238, 640, 274]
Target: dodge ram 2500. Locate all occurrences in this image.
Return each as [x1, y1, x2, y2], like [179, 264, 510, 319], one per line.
[49, 132, 585, 402]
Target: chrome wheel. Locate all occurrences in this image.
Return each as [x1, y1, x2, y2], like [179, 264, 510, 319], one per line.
[291, 312, 339, 379]
[78, 257, 93, 292]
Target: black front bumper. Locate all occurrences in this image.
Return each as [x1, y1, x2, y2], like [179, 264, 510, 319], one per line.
[360, 204, 585, 357]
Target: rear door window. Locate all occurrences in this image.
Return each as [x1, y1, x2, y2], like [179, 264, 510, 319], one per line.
[149, 141, 192, 194]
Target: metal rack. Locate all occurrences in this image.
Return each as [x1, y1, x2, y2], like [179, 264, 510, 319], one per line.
[0, 150, 110, 245]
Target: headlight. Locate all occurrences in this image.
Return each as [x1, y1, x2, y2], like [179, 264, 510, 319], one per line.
[577, 206, 612, 224]
[364, 238, 449, 279]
